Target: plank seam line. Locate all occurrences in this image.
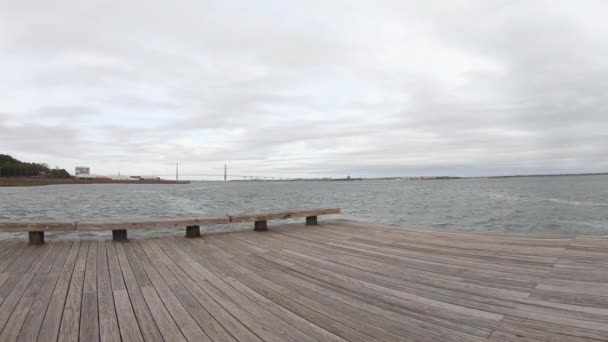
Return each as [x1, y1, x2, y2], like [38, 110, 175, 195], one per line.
[107, 245, 121, 341]
[131, 240, 202, 342]
[228, 234, 428, 340]
[122, 242, 174, 341]
[76, 241, 88, 341]
[99, 241, 119, 342]
[115, 242, 154, 341]
[179, 238, 272, 342]
[221, 259, 347, 341]
[52, 241, 79, 342]
[11, 242, 64, 341]
[130, 241, 181, 340]
[195, 236, 372, 342]
[31, 241, 73, 342]
[159, 238, 243, 342]
[0, 242, 50, 335]
[532, 235, 577, 290]
[95, 242, 101, 342]
[203, 235, 353, 342]
[162, 237, 250, 342]
[488, 235, 583, 341]
[274, 229, 525, 328]
[159, 238, 265, 342]
[136, 239, 215, 342]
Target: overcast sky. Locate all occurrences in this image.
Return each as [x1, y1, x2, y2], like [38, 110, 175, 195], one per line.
[1, 1, 607, 179]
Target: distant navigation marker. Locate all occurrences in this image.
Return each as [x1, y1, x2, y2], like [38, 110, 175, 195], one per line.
[224, 163, 227, 182]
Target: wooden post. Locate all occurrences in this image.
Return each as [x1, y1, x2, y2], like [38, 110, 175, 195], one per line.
[185, 225, 201, 238]
[254, 220, 268, 232]
[306, 216, 318, 226]
[112, 229, 127, 242]
[29, 231, 45, 245]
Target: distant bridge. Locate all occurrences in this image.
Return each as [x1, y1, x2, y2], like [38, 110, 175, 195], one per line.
[150, 163, 299, 181]
[154, 173, 296, 181]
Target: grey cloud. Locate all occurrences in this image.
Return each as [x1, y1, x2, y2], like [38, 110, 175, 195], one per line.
[0, 121, 84, 158]
[33, 105, 99, 118]
[1, 1, 607, 177]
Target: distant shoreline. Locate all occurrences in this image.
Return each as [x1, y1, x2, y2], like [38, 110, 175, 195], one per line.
[2, 172, 605, 186]
[482, 172, 608, 179]
[0, 177, 189, 187]
[288, 172, 608, 181]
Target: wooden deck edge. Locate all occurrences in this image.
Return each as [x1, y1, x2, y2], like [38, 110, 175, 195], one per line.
[0, 208, 341, 233]
[229, 208, 341, 223]
[77, 217, 231, 231]
[0, 221, 77, 232]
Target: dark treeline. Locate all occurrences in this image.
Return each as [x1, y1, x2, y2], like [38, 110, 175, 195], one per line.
[0, 154, 70, 178]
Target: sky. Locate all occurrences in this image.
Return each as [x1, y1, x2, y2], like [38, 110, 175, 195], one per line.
[1, 0, 607, 179]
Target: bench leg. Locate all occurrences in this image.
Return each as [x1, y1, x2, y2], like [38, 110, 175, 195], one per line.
[29, 231, 45, 245]
[306, 216, 318, 226]
[254, 220, 268, 231]
[185, 225, 201, 238]
[112, 229, 128, 242]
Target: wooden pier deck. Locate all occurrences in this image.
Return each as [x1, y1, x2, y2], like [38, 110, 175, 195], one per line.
[0, 219, 606, 341]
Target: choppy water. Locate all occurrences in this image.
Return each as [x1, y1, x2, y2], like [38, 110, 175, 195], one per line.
[1, 175, 607, 238]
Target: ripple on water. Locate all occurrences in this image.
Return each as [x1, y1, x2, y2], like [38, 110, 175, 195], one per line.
[0, 176, 607, 237]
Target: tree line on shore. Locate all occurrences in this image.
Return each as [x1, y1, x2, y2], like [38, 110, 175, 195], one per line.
[0, 154, 70, 178]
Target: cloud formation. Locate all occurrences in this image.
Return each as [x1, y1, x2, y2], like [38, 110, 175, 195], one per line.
[1, 0, 607, 178]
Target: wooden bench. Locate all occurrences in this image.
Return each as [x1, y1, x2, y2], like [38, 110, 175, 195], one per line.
[0, 208, 340, 244]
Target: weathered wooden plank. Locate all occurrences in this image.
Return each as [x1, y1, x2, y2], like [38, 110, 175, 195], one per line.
[0, 208, 340, 234]
[0, 242, 66, 340]
[140, 286, 188, 342]
[141, 239, 238, 342]
[57, 241, 89, 341]
[281, 241, 536, 302]
[154, 239, 263, 342]
[287, 223, 562, 264]
[229, 208, 340, 223]
[112, 290, 144, 342]
[496, 315, 608, 341]
[213, 235, 492, 341]
[179, 237, 414, 341]
[104, 241, 144, 342]
[0, 221, 76, 232]
[121, 243, 187, 342]
[105, 242, 125, 292]
[2, 219, 608, 341]
[78, 216, 230, 231]
[129, 240, 210, 342]
[224, 275, 349, 342]
[0, 244, 55, 335]
[0, 241, 19, 263]
[113, 243, 163, 342]
[175, 260, 302, 341]
[242, 232, 536, 295]
[16, 241, 75, 342]
[193, 237, 455, 342]
[79, 240, 99, 342]
[37, 241, 81, 342]
[279, 226, 554, 277]
[0, 242, 27, 277]
[97, 241, 121, 342]
[488, 330, 545, 341]
[185, 256, 319, 341]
